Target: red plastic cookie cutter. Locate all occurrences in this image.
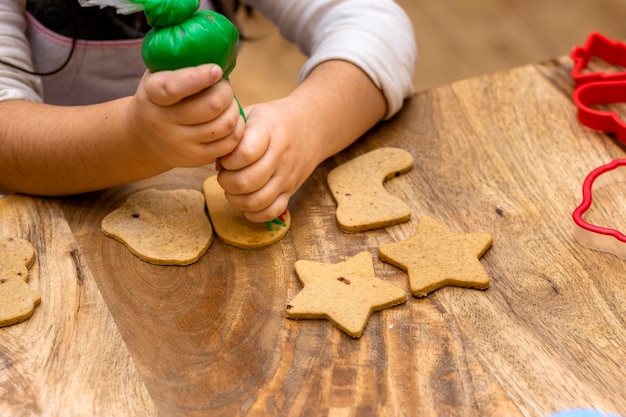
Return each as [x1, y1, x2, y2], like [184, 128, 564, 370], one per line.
[572, 159, 626, 259]
[570, 31, 626, 87]
[570, 33, 626, 258]
[573, 81, 626, 143]
[571, 32, 626, 144]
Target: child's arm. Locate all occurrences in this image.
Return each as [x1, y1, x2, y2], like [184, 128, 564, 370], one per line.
[0, 64, 244, 195]
[246, 0, 417, 120]
[216, 0, 416, 222]
[217, 59, 387, 222]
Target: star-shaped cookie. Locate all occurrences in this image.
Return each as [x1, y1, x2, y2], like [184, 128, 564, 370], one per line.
[378, 216, 493, 297]
[286, 252, 406, 338]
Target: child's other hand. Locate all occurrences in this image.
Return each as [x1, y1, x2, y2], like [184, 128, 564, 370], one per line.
[216, 99, 320, 223]
[127, 64, 245, 168]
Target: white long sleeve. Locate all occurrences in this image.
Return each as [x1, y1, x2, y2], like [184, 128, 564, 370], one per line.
[0, 0, 416, 116]
[245, 0, 417, 119]
[0, 0, 43, 102]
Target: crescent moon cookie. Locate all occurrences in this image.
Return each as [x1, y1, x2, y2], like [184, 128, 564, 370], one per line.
[203, 175, 291, 249]
[327, 147, 414, 233]
[0, 236, 41, 327]
[101, 189, 213, 265]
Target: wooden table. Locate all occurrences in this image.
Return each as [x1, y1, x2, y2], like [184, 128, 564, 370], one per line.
[2, 55, 625, 417]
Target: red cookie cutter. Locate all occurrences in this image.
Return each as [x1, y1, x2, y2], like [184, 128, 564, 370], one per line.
[570, 33, 626, 259]
[571, 32, 626, 144]
[572, 159, 626, 259]
[571, 31, 626, 87]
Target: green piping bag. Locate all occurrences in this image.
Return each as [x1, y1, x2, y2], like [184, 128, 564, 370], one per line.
[80, 0, 245, 119]
[79, 0, 286, 225]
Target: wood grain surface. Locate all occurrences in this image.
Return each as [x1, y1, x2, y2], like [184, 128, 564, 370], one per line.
[0, 196, 157, 417]
[2, 56, 625, 416]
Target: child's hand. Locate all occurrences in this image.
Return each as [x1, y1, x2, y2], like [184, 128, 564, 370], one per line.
[127, 63, 245, 169]
[216, 98, 320, 223]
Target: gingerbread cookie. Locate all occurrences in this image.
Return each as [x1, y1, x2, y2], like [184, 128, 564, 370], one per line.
[378, 216, 493, 297]
[203, 175, 291, 249]
[0, 236, 41, 327]
[101, 189, 213, 265]
[327, 147, 414, 232]
[286, 251, 406, 338]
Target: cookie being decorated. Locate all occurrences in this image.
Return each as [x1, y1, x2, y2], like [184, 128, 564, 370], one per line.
[101, 189, 213, 265]
[0, 236, 41, 327]
[286, 251, 406, 338]
[378, 216, 493, 297]
[203, 175, 291, 249]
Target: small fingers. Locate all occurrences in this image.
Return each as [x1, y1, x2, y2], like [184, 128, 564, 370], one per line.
[217, 153, 275, 195]
[166, 110, 245, 167]
[161, 79, 236, 128]
[218, 127, 271, 171]
[144, 64, 223, 106]
[198, 98, 243, 142]
[221, 172, 290, 213]
[195, 112, 246, 164]
[227, 188, 291, 223]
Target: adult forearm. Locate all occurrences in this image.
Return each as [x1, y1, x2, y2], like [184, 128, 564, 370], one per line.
[0, 99, 167, 195]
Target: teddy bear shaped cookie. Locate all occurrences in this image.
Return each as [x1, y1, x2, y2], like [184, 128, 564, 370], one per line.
[0, 236, 41, 327]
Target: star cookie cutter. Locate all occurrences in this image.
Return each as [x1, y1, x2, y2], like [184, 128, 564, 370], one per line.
[571, 32, 626, 144]
[572, 159, 626, 259]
